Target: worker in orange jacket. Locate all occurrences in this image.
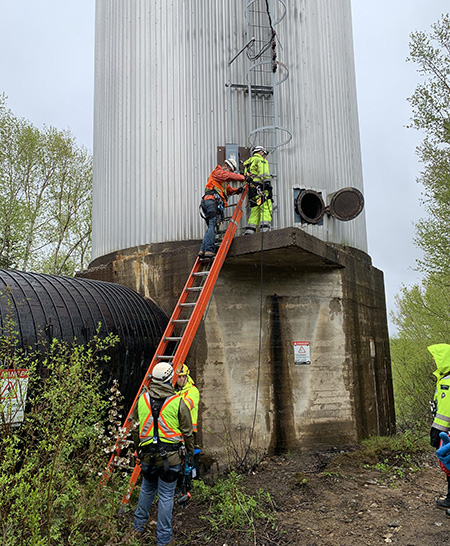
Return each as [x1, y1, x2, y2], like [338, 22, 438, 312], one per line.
[198, 158, 245, 259]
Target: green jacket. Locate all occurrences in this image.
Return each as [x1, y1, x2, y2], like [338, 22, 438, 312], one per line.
[132, 381, 194, 467]
[429, 344, 450, 431]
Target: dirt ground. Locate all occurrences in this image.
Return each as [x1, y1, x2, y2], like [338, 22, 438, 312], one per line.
[119, 447, 450, 546]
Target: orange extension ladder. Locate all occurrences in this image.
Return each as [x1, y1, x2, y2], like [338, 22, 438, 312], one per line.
[101, 186, 248, 504]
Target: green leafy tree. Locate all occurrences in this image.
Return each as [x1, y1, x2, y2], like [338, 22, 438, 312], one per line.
[391, 14, 450, 427]
[407, 14, 450, 275]
[0, 95, 92, 275]
[391, 275, 450, 428]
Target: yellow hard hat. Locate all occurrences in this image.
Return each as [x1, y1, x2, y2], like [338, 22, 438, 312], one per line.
[177, 364, 189, 376]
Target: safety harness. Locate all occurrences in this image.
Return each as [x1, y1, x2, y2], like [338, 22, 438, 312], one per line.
[138, 396, 182, 475]
[246, 180, 273, 207]
[199, 189, 225, 223]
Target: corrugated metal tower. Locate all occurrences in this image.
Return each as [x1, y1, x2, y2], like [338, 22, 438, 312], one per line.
[86, 0, 394, 453]
[92, 0, 367, 261]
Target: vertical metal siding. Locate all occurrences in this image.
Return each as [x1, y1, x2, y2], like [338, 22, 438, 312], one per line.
[92, 0, 367, 260]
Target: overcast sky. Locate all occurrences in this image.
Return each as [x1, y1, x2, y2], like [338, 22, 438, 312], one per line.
[1, 1, 449, 335]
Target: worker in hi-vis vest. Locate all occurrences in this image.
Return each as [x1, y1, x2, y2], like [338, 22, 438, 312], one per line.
[175, 364, 200, 434]
[243, 145, 272, 235]
[429, 343, 450, 511]
[127, 362, 194, 546]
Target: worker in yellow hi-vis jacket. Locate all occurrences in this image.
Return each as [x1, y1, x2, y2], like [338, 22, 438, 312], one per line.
[243, 145, 272, 235]
[429, 343, 450, 511]
[175, 364, 200, 434]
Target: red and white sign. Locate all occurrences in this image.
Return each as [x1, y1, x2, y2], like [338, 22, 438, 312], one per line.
[0, 369, 29, 424]
[293, 341, 311, 365]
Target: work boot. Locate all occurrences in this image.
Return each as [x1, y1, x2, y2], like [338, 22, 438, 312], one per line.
[437, 497, 450, 509]
[197, 251, 205, 258]
[204, 251, 215, 259]
[244, 224, 256, 235]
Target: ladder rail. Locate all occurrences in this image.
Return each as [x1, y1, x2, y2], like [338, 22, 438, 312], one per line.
[101, 186, 248, 489]
[169, 189, 247, 372]
[101, 259, 208, 483]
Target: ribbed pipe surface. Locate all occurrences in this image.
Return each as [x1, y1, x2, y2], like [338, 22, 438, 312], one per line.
[0, 269, 168, 405]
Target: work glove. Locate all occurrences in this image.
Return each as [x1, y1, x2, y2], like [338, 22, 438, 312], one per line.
[236, 186, 245, 194]
[245, 175, 254, 183]
[436, 432, 450, 471]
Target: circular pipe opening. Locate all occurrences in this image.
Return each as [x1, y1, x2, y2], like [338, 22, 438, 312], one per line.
[295, 190, 325, 224]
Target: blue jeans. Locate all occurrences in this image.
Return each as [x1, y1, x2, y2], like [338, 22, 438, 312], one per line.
[200, 199, 221, 253]
[133, 463, 181, 546]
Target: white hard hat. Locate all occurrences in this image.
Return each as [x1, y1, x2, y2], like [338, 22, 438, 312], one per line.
[152, 362, 174, 383]
[224, 158, 238, 172]
[252, 145, 269, 155]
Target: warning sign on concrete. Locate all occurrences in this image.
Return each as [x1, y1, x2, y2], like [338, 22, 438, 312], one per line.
[293, 341, 311, 365]
[0, 369, 29, 425]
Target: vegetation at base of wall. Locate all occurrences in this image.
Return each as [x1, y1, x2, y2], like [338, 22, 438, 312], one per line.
[192, 472, 276, 542]
[203, 410, 267, 474]
[0, 324, 133, 546]
[325, 432, 430, 487]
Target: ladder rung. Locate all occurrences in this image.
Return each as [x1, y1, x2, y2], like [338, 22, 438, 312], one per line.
[187, 287, 202, 292]
[164, 337, 182, 341]
[193, 272, 209, 277]
[172, 319, 189, 324]
[156, 355, 174, 361]
[180, 303, 196, 307]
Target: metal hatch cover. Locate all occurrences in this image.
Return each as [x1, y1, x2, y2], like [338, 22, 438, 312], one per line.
[328, 187, 364, 222]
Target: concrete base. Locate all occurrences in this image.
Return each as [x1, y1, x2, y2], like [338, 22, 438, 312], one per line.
[79, 227, 394, 458]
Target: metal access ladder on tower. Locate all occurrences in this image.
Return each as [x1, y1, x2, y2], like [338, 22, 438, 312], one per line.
[245, 0, 291, 228]
[100, 186, 249, 504]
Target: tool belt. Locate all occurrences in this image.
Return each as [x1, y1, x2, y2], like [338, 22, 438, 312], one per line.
[247, 181, 273, 207]
[138, 441, 181, 460]
[139, 441, 183, 483]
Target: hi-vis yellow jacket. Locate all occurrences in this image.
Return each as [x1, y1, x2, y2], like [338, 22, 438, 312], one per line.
[138, 392, 184, 446]
[429, 344, 450, 431]
[243, 153, 271, 183]
[177, 377, 200, 433]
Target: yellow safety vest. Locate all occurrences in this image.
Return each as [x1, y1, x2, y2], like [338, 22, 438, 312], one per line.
[138, 392, 184, 447]
[178, 378, 200, 433]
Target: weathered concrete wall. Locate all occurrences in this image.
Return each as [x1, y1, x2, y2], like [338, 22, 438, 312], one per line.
[78, 228, 394, 457]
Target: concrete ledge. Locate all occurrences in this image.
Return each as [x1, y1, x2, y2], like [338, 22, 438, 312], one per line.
[87, 227, 371, 272]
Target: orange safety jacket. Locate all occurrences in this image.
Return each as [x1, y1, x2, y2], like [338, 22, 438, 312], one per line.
[204, 165, 245, 207]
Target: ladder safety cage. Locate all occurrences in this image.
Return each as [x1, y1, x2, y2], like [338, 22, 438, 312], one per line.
[101, 186, 249, 503]
[245, 0, 291, 230]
